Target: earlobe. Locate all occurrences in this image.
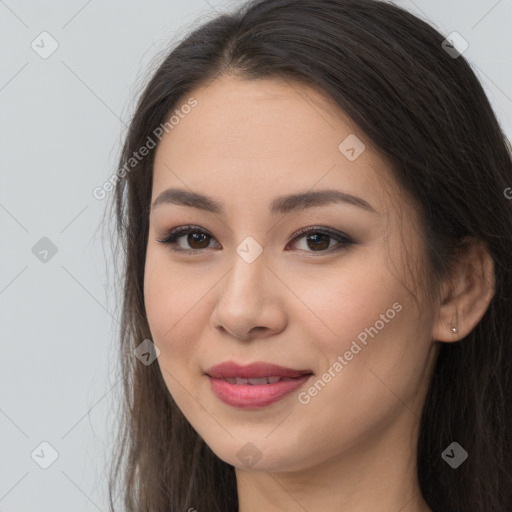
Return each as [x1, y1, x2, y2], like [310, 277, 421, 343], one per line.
[432, 238, 495, 343]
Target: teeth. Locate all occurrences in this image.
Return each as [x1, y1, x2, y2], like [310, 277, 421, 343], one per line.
[248, 377, 270, 385]
[222, 376, 287, 385]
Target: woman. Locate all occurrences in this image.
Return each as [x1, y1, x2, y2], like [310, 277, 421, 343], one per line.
[106, 0, 512, 510]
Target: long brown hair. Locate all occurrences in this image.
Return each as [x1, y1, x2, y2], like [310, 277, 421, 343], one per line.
[106, 0, 512, 510]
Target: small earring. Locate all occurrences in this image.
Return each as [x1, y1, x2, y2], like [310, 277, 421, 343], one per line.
[451, 326, 458, 333]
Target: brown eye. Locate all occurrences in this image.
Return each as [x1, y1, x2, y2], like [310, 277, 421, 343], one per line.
[157, 226, 219, 252]
[304, 233, 331, 251]
[186, 232, 211, 249]
[288, 227, 353, 254]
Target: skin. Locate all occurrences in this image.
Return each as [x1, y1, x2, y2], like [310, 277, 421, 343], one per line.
[143, 75, 495, 511]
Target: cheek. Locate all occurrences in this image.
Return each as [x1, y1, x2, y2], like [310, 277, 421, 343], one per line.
[288, 254, 429, 405]
[143, 253, 208, 409]
[286, 253, 405, 353]
[144, 247, 198, 334]
[143, 251, 204, 360]
[281, 272, 429, 469]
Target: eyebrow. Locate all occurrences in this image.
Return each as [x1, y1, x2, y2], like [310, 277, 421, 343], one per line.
[151, 188, 378, 215]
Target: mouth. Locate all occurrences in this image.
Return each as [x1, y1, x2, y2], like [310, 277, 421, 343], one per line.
[205, 360, 313, 379]
[205, 361, 314, 408]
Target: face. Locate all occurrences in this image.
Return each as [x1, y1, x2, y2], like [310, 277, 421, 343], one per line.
[144, 75, 439, 473]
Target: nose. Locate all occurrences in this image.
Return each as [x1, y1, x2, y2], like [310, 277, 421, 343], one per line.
[210, 249, 286, 341]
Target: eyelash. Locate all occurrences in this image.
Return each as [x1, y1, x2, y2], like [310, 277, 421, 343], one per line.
[156, 225, 354, 256]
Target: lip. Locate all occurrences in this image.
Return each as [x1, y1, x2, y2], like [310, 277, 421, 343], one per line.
[205, 361, 313, 379]
[205, 361, 313, 409]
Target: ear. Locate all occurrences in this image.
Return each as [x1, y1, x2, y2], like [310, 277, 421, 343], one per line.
[432, 238, 495, 342]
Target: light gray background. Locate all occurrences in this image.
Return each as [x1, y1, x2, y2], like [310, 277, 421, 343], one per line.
[1, 0, 511, 510]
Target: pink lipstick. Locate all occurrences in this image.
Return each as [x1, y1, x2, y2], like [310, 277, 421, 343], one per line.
[205, 361, 313, 408]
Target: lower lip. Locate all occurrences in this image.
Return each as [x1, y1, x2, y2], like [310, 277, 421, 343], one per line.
[207, 375, 312, 408]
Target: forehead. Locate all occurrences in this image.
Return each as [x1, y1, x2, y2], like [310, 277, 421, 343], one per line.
[152, 75, 398, 216]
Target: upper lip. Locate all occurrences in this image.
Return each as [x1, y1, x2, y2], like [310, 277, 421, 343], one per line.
[205, 361, 313, 379]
